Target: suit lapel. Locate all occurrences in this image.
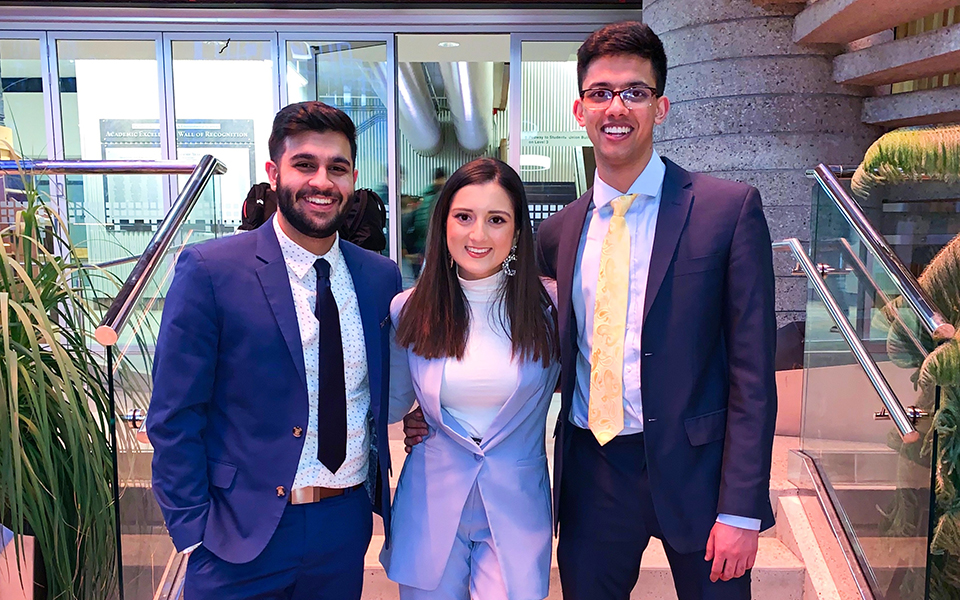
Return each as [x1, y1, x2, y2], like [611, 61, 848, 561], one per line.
[340, 240, 382, 418]
[414, 355, 479, 454]
[480, 365, 531, 448]
[255, 218, 307, 387]
[643, 159, 694, 322]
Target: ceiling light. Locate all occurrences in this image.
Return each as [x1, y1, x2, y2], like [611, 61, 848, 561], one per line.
[520, 154, 551, 171]
[438, 41, 460, 48]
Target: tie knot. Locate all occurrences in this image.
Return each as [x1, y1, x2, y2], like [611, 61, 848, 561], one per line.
[611, 194, 637, 217]
[314, 258, 331, 279]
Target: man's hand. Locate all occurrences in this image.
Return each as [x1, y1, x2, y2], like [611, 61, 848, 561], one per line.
[402, 407, 429, 454]
[704, 522, 758, 582]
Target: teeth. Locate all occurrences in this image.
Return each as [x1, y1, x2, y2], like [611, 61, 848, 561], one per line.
[466, 247, 490, 254]
[603, 126, 631, 134]
[304, 196, 335, 205]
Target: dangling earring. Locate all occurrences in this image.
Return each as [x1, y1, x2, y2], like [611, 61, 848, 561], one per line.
[448, 251, 455, 269]
[501, 244, 517, 277]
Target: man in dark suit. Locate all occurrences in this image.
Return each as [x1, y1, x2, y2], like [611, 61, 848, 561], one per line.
[148, 101, 402, 599]
[534, 21, 777, 600]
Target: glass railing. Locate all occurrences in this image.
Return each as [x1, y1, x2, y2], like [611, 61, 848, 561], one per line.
[794, 165, 953, 600]
[1, 157, 227, 600]
[97, 157, 226, 600]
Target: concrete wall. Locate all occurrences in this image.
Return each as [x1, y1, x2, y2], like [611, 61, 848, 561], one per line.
[643, 0, 884, 325]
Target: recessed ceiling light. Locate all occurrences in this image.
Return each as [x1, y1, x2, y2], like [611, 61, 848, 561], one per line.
[438, 41, 460, 48]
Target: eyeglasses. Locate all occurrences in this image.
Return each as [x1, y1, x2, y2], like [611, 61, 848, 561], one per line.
[579, 86, 659, 109]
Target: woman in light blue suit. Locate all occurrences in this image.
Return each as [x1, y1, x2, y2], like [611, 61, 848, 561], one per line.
[381, 158, 560, 600]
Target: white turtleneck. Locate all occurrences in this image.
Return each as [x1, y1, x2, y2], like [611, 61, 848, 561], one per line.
[439, 270, 521, 440]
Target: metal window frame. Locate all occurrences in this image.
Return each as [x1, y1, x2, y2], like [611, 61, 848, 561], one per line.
[507, 32, 588, 173]
[0, 8, 630, 263]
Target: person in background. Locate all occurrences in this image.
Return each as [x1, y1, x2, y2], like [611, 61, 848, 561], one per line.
[382, 157, 560, 600]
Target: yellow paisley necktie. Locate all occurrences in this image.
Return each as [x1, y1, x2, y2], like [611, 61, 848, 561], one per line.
[588, 193, 637, 445]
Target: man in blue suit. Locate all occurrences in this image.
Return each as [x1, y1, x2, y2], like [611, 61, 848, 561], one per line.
[148, 101, 402, 599]
[532, 21, 777, 600]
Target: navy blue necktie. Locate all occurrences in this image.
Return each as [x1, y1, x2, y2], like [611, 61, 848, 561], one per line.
[314, 258, 347, 473]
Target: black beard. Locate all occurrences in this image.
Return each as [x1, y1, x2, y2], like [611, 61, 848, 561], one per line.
[275, 174, 350, 240]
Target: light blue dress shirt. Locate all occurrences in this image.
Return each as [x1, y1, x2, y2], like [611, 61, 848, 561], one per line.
[570, 151, 761, 532]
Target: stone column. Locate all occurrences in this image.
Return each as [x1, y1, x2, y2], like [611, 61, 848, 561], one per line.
[643, 0, 883, 325]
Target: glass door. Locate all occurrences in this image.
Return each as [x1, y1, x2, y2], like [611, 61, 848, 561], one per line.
[167, 34, 279, 234]
[281, 35, 394, 257]
[510, 35, 588, 238]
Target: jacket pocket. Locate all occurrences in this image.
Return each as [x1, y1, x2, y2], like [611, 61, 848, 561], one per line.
[684, 408, 727, 446]
[207, 460, 238, 489]
[673, 253, 723, 276]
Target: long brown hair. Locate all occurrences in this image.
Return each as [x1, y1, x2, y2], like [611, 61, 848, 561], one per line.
[395, 158, 557, 366]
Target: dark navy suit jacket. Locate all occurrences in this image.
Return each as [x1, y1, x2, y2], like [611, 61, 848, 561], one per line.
[148, 217, 401, 564]
[536, 158, 778, 553]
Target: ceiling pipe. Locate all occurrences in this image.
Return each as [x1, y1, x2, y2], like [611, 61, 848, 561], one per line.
[365, 62, 442, 156]
[439, 61, 494, 154]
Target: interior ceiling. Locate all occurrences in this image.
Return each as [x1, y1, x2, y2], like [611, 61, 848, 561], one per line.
[397, 34, 510, 63]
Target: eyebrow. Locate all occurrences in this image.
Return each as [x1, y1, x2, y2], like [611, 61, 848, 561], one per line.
[584, 80, 652, 89]
[288, 152, 352, 167]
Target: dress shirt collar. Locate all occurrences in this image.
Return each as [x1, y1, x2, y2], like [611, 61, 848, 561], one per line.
[592, 149, 665, 210]
[272, 214, 343, 280]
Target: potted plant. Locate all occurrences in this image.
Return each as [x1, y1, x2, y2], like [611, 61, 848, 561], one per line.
[0, 155, 127, 599]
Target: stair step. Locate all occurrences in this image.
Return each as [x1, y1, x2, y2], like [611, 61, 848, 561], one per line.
[862, 86, 960, 127]
[794, 0, 958, 45]
[361, 536, 804, 600]
[835, 22, 960, 86]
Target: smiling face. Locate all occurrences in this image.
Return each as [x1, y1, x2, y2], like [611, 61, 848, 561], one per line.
[446, 181, 516, 281]
[574, 53, 669, 191]
[266, 130, 357, 255]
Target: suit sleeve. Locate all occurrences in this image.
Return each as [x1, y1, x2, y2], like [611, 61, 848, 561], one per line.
[717, 187, 778, 523]
[147, 247, 219, 552]
[536, 216, 559, 278]
[387, 293, 418, 423]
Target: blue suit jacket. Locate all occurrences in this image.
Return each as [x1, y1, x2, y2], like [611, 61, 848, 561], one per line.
[148, 217, 401, 564]
[536, 158, 778, 553]
[380, 288, 560, 600]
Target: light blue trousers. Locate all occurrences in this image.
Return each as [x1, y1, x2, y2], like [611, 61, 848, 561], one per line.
[398, 483, 509, 600]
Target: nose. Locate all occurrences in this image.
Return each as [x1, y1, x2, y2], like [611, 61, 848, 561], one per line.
[308, 169, 335, 191]
[605, 93, 629, 116]
[468, 220, 487, 242]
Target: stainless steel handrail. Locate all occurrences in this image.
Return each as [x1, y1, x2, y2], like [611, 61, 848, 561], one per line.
[827, 237, 926, 354]
[805, 165, 858, 179]
[812, 164, 955, 342]
[95, 155, 226, 346]
[774, 238, 920, 443]
[0, 160, 225, 175]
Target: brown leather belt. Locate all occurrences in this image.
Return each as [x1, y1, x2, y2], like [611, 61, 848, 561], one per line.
[289, 483, 362, 505]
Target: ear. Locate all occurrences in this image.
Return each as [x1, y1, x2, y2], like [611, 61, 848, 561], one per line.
[573, 97, 587, 127]
[353, 169, 359, 184]
[654, 95, 670, 126]
[265, 161, 279, 190]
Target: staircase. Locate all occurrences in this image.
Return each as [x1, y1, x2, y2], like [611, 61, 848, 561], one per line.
[756, 0, 960, 128]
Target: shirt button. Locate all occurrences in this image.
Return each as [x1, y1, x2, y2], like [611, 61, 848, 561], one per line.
[276, 486, 286, 498]
[475, 454, 483, 462]
[293, 426, 303, 438]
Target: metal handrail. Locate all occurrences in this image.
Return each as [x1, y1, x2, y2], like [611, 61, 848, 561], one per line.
[95, 155, 227, 346]
[774, 238, 919, 443]
[811, 164, 955, 342]
[806, 165, 858, 179]
[0, 160, 221, 175]
[827, 237, 926, 355]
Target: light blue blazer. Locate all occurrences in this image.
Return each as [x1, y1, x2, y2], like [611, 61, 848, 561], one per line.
[380, 287, 561, 600]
